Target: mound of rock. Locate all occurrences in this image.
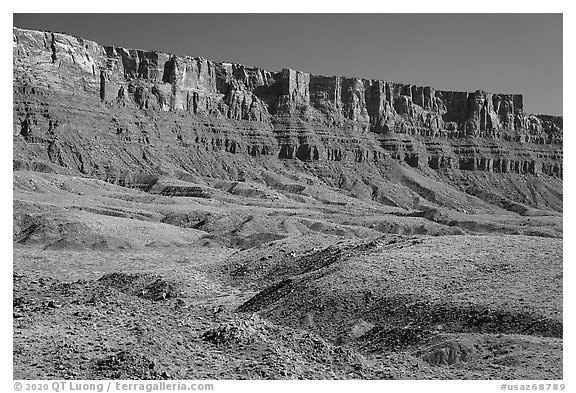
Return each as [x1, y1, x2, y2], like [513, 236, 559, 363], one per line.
[98, 272, 184, 301]
[94, 350, 168, 379]
[202, 316, 267, 346]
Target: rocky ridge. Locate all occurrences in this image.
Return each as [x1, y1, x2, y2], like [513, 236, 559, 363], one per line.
[13, 27, 563, 209]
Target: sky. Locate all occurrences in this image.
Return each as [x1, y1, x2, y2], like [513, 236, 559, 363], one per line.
[13, 13, 563, 116]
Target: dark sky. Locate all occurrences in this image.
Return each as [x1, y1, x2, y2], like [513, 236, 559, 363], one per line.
[13, 13, 563, 116]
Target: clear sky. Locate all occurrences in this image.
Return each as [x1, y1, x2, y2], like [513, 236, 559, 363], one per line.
[13, 13, 563, 116]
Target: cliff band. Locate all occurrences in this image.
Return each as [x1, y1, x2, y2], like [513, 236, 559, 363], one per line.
[13, 27, 563, 211]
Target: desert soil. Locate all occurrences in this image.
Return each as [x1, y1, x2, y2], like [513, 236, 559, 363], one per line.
[13, 171, 562, 380]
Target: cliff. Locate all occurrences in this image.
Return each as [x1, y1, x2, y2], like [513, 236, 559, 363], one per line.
[13, 27, 563, 211]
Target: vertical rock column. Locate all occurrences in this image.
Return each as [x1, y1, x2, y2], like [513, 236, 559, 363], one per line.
[276, 68, 310, 114]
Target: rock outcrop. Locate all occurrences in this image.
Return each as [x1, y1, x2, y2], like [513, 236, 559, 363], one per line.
[13, 27, 563, 200]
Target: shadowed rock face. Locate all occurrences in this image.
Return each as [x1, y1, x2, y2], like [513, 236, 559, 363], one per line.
[13, 27, 562, 184]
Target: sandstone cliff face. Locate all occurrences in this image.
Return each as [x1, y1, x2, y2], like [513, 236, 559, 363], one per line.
[13, 27, 563, 200]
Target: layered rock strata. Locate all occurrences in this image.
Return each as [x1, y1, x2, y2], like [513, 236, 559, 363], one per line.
[13, 27, 563, 185]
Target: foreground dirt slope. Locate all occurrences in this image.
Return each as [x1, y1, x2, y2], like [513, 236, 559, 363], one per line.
[13, 173, 562, 379]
